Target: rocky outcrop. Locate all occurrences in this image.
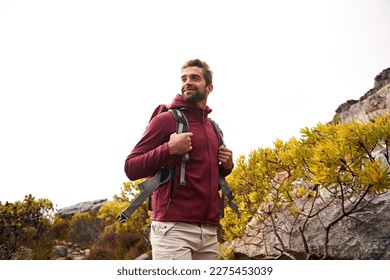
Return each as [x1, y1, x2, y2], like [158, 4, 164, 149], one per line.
[334, 68, 390, 123]
[227, 67, 390, 260]
[374, 67, 390, 88]
[57, 199, 108, 219]
[228, 191, 390, 260]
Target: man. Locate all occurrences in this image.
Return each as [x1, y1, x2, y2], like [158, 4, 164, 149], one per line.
[124, 59, 233, 260]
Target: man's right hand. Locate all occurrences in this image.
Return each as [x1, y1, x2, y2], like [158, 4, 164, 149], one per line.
[168, 132, 193, 155]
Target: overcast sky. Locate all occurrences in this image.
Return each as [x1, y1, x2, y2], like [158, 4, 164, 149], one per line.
[1, 0, 390, 209]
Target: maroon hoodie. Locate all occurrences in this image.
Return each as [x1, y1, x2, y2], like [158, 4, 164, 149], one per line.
[124, 94, 232, 225]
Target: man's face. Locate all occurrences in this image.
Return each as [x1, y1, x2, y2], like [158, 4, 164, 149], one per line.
[181, 66, 212, 105]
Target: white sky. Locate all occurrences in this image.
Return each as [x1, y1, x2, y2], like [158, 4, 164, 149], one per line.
[1, 0, 390, 209]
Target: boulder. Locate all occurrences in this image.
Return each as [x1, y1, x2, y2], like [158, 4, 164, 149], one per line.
[51, 245, 68, 258]
[57, 199, 108, 219]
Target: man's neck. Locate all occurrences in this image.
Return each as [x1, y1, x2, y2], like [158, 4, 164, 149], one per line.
[196, 101, 207, 109]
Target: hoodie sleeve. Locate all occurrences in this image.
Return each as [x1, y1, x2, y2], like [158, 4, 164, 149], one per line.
[124, 112, 176, 180]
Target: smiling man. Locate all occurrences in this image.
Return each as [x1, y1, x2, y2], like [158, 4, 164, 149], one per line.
[124, 59, 233, 260]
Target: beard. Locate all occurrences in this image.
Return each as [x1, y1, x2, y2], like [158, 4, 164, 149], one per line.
[181, 87, 207, 104]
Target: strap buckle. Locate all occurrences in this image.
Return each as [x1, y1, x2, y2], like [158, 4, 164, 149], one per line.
[117, 212, 129, 224]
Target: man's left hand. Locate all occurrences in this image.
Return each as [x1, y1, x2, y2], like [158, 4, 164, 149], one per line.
[218, 146, 233, 170]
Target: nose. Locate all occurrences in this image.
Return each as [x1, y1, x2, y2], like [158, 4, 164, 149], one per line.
[182, 77, 191, 85]
[182, 79, 193, 89]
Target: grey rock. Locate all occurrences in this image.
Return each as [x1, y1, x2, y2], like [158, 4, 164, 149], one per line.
[57, 199, 108, 219]
[334, 68, 390, 124]
[374, 67, 390, 88]
[228, 192, 390, 259]
[51, 245, 68, 258]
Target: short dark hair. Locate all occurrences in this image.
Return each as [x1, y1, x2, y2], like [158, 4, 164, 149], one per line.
[181, 59, 213, 86]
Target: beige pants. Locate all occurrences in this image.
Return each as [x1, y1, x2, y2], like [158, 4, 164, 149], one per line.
[150, 221, 218, 260]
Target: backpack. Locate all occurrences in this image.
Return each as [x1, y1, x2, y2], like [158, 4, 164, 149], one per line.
[117, 105, 238, 223]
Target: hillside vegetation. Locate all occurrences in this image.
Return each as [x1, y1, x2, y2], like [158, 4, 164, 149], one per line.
[1, 115, 389, 259]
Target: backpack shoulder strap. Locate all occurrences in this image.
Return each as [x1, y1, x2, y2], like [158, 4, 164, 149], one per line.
[117, 168, 170, 223]
[209, 118, 240, 217]
[209, 118, 225, 147]
[170, 108, 189, 134]
[169, 108, 189, 187]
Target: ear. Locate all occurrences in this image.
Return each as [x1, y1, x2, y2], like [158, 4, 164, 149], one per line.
[206, 84, 213, 94]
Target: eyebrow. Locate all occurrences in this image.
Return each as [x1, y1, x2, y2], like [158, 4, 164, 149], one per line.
[181, 74, 201, 80]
